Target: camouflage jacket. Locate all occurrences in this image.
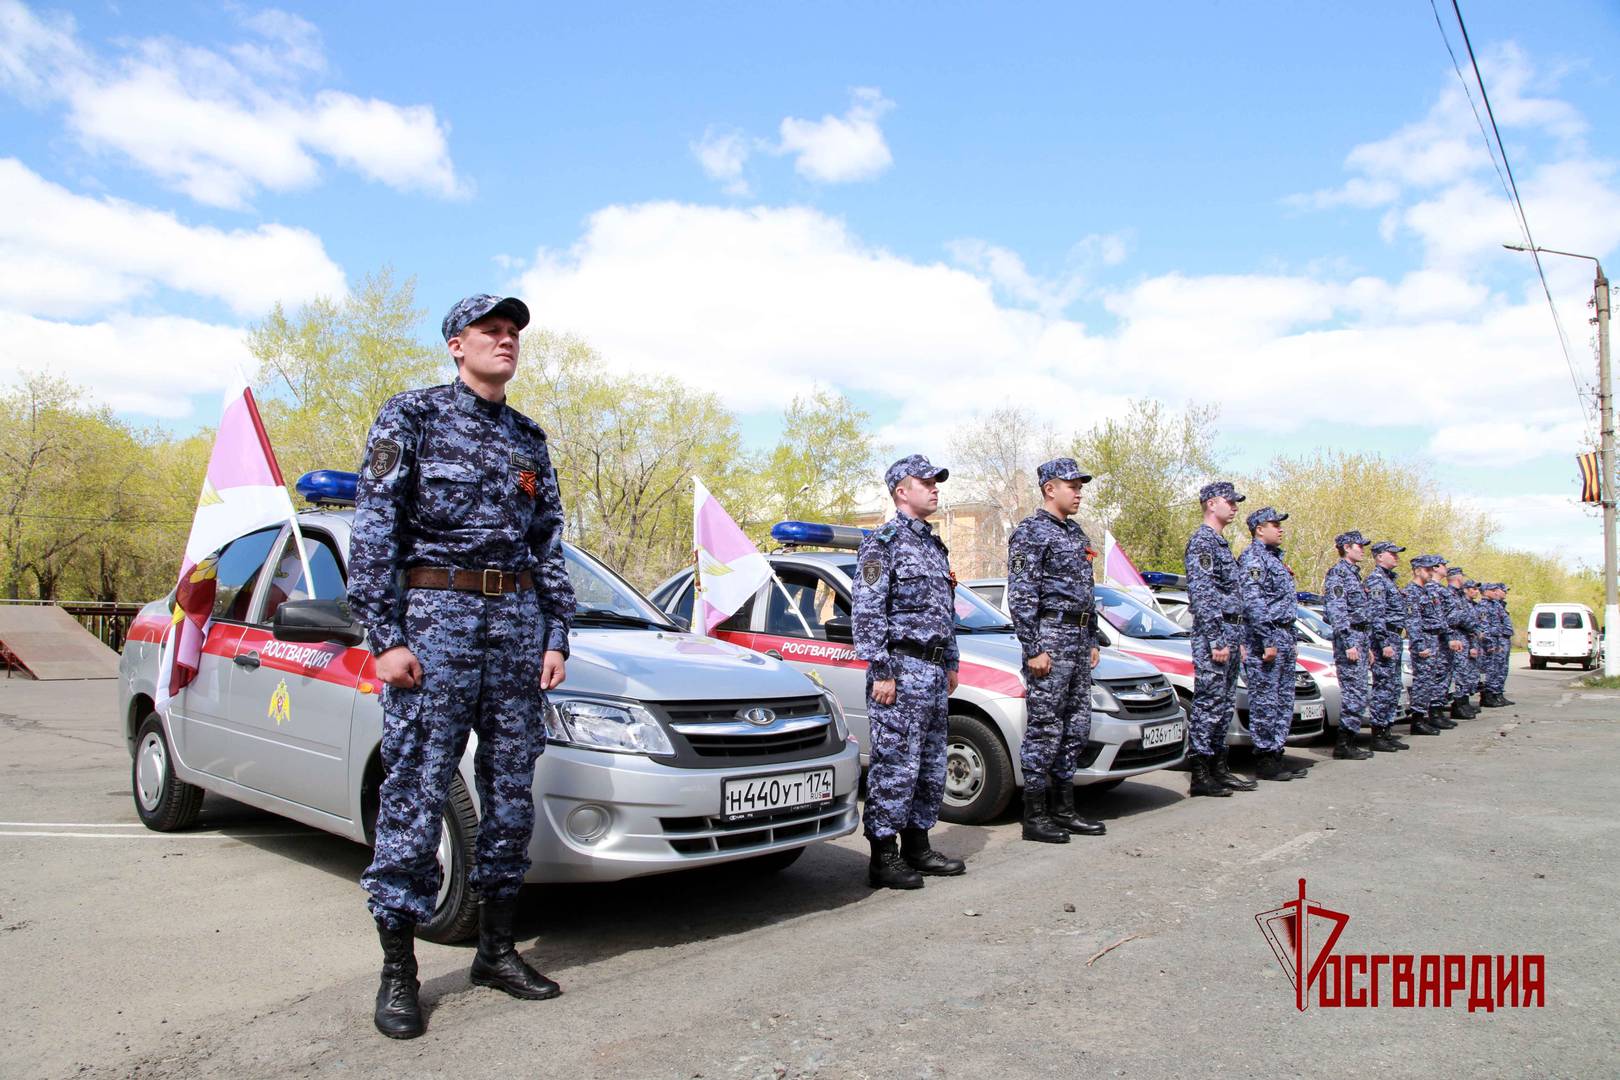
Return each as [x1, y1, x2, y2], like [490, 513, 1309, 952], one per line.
[1006, 508, 1098, 659]
[853, 512, 959, 679]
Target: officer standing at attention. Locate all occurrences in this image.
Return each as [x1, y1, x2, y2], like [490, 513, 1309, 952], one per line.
[1401, 556, 1444, 736]
[1006, 458, 1108, 843]
[1464, 579, 1488, 705]
[1444, 565, 1480, 719]
[1322, 531, 1375, 760]
[349, 294, 576, 1039]
[1183, 481, 1247, 797]
[853, 455, 966, 889]
[1236, 507, 1306, 782]
[1363, 541, 1411, 752]
[1424, 558, 1461, 730]
[1480, 583, 1516, 707]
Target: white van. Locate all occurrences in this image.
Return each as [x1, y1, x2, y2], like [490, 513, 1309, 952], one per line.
[1527, 603, 1602, 670]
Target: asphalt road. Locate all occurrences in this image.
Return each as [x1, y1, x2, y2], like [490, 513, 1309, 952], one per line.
[1, 658, 1614, 1079]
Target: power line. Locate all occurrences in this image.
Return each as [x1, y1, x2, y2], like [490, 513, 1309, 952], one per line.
[1438, 0, 1595, 430]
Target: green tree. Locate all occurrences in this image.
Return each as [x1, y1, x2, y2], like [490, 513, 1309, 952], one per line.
[1072, 399, 1222, 572]
[766, 389, 881, 524]
[248, 268, 444, 482]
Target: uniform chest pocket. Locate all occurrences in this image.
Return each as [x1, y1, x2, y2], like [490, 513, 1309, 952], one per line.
[416, 459, 481, 523]
[1045, 542, 1084, 576]
[893, 570, 943, 613]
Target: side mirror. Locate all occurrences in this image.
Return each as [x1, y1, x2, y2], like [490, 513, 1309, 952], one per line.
[668, 613, 691, 631]
[273, 598, 366, 648]
[823, 615, 854, 643]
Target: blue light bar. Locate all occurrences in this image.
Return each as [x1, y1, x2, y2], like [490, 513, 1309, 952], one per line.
[1140, 570, 1186, 587]
[1296, 590, 1323, 604]
[296, 470, 358, 507]
[770, 520, 871, 550]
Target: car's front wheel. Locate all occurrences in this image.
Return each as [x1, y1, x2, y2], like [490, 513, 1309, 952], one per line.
[416, 774, 481, 944]
[132, 713, 203, 832]
[940, 713, 1014, 825]
[1529, 657, 1546, 670]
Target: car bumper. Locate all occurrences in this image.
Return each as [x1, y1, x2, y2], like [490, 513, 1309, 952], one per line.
[1072, 706, 1189, 782]
[518, 739, 862, 883]
[1228, 698, 1327, 745]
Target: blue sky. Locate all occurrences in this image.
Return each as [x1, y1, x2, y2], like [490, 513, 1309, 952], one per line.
[1, 0, 1617, 564]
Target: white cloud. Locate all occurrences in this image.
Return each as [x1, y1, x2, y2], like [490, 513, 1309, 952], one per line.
[1456, 492, 1605, 568]
[0, 311, 253, 417]
[0, 0, 465, 208]
[0, 158, 346, 317]
[1427, 419, 1592, 467]
[775, 87, 894, 184]
[691, 127, 752, 196]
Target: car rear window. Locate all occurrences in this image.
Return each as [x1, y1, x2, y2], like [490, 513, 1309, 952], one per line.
[1534, 612, 1556, 629]
[1562, 612, 1584, 629]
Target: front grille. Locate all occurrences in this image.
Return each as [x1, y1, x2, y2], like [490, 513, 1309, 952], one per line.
[1101, 676, 1180, 720]
[1294, 671, 1320, 697]
[662, 697, 826, 724]
[681, 726, 830, 758]
[660, 793, 857, 856]
[1111, 737, 1185, 769]
[654, 696, 838, 768]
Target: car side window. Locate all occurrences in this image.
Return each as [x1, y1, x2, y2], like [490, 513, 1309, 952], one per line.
[209, 527, 283, 623]
[666, 579, 696, 626]
[1534, 612, 1556, 629]
[255, 530, 347, 625]
[1561, 612, 1583, 629]
[715, 594, 757, 634]
[763, 568, 848, 638]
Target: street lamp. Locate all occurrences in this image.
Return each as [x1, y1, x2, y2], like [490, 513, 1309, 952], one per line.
[1504, 242, 1616, 677]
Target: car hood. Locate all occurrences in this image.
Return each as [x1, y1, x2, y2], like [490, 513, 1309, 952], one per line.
[958, 632, 1159, 681]
[561, 628, 817, 702]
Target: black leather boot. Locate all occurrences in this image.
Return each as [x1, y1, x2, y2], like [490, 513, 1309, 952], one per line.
[374, 922, 423, 1039]
[1369, 726, 1405, 752]
[1187, 754, 1232, 797]
[1408, 711, 1441, 735]
[1210, 747, 1257, 791]
[1254, 749, 1303, 781]
[1022, 786, 1070, 843]
[1429, 705, 1457, 729]
[900, 827, 967, 874]
[469, 899, 561, 1000]
[868, 835, 924, 888]
[1332, 727, 1373, 760]
[1480, 691, 1506, 708]
[1450, 696, 1475, 719]
[1048, 784, 1106, 836]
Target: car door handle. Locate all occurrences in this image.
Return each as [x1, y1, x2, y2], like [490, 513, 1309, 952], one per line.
[234, 651, 261, 669]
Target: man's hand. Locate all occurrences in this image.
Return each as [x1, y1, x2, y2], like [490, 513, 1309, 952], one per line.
[873, 678, 897, 706]
[1469, 647, 1479, 658]
[1211, 644, 1231, 663]
[540, 650, 566, 690]
[1028, 651, 1053, 678]
[1419, 649, 1433, 659]
[1346, 646, 1361, 662]
[1262, 645, 1277, 662]
[1450, 639, 1464, 653]
[1382, 645, 1395, 659]
[375, 646, 422, 689]
[947, 670, 959, 694]
[1089, 646, 1100, 668]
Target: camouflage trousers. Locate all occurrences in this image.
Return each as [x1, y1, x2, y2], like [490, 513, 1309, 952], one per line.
[1020, 621, 1092, 795]
[1407, 634, 1443, 713]
[862, 653, 948, 840]
[1440, 634, 1464, 700]
[1484, 644, 1511, 693]
[1368, 633, 1402, 729]
[363, 587, 547, 929]
[1333, 630, 1370, 734]
[1240, 637, 1296, 752]
[1457, 639, 1484, 696]
[1188, 629, 1239, 756]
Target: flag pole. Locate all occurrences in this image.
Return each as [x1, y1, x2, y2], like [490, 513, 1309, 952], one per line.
[242, 383, 316, 599]
[767, 568, 818, 639]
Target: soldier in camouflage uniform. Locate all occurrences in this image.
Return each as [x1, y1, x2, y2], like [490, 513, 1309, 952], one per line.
[1465, 579, 1488, 702]
[1363, 541, 1411, 751]
[1481, 583, 1516, 706]
[1182, 481, 1248, 797]
[1401, 557, 1444, 736]
[853, 454, 965, 889]
[1322, 531, 1375, 760]
[1422, 558, 1460, 730]
[1444, 566, 1480, 719]
[1007, 458, 1107, 843]
[1236, 507, 1307, 781]
[349, 294, 576, 1038]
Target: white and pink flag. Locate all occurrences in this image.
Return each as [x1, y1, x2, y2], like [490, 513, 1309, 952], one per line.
[1102, 528, 1147, 589]
[692, 478, 772, 635]
[156, 374, 302, 711]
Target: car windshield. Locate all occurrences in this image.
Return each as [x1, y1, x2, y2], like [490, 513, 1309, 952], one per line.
[565, 546, 678, 629]
[1095, 585, 1187, 638]
[833, 559, 1014, 631]
[1297, 605, 1332, 640]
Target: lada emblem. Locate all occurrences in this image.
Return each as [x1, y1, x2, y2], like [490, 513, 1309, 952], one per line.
[738, 707, 777, 726]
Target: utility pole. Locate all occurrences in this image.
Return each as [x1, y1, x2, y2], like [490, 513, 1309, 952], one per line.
[1504, 243, 1617, 677]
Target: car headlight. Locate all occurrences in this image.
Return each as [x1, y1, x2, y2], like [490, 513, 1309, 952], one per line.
[821, 691, 850, 742]
[1089, 683, 1121, 713]
[543, 697, 674, 755]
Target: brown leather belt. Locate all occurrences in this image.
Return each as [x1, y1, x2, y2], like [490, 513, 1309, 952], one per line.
[405, 567, 533, 595]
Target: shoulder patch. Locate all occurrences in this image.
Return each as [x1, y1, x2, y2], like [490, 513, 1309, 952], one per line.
[1249, 565, 1261, 581]
[368, 437, 401, 480]
[875, 523, 898, 543]
[1333, 584, 1345, 599]
[1198, 551, 1213, 572]
[861, 559, 883, 586]
[1012, 553, 1027, 576]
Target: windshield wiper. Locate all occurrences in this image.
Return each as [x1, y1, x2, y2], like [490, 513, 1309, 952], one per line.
[574, 608, 676, 630]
